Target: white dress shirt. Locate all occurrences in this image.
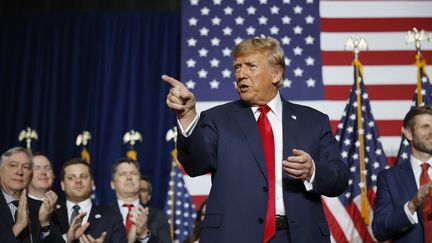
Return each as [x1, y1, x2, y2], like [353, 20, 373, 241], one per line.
[117, 198, 141, 225]
[66, 198, 92, 224]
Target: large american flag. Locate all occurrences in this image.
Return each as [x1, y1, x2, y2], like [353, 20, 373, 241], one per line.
[180, 0, 432, 242]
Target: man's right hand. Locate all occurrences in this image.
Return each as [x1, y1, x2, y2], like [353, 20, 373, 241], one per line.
[67, 212, 90, 243]
[408, 181, 432, 214]
[162, 75, 197, 129]
[12, 190, 29, 237]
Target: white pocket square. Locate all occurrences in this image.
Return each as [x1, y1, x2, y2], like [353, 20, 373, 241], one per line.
[95, 214, 102, 219]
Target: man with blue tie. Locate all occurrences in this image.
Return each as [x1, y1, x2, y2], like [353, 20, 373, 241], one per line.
[373, 106, 432, 242]
[162, 36, 349, 243]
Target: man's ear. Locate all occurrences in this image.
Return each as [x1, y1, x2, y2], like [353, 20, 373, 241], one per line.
[403, 127, 413, 142]
[272, 68, 283, 85]
[110, 181, 115, 190]
[60, 181, 65, 191]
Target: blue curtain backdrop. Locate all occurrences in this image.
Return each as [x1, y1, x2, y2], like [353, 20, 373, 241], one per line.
[0, 12, 179, 208]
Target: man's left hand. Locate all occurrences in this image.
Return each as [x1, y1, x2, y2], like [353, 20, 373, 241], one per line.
[282, 149, 314, 181]
[39, 190, 58, 225]
[131, 205, 149, 238]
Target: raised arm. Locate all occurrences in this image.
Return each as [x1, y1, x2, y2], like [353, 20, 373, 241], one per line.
[162, 75, 197, 129]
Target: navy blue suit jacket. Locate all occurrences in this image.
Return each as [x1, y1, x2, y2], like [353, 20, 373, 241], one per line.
[372, 161, 424, 242]
[52, 201, 127, 243]
[177, 98, 349, 243]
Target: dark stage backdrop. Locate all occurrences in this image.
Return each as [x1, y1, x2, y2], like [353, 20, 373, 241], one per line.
[0, 12, 179, 208]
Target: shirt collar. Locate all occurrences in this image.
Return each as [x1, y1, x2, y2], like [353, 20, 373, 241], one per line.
[66, 198, 92, 212]
[251, 92, 282, 119]
[410, 155, 432, 168]
[117, 198, 140, 208]
[2, 189, 15, 205]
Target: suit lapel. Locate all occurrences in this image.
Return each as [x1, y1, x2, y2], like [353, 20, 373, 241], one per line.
[0, 193, 14, 226]
[54, 202, 70, 233]
[281, 99, 300, 181]
[399, 161, 424, 222]
[231, 101, 268, 181]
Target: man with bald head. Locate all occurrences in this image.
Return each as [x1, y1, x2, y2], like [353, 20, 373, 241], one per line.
[163, 36, 349, 242]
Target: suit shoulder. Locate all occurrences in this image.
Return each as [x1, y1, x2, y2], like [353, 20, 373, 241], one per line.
[377, 163, 404, 178]
[201, 100, 241, 114]
[288, 101, 327, 116]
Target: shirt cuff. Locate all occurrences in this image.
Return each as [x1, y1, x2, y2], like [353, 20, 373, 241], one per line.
[404, 201, 418, 224]
[303, 159, 316, 191]
[178, 114, 200, 137]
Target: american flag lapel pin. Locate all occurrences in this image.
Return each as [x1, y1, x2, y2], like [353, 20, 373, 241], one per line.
[95, 214, 101, 219]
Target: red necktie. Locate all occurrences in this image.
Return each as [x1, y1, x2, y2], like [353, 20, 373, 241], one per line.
[420, 163, 432, 243]
[123, 204, 133, 234]
[257, 105, 275, 242]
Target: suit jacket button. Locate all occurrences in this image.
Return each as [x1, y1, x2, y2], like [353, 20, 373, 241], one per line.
[262, 186, 268, 192]
[258, 217, 264, 224]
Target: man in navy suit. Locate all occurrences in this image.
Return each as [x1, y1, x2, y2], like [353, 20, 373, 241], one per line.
[162, 37, 349, 242]
[373, 106, 432, 242]
[0, 147, 60, 243]
[52, 158, 127, 243]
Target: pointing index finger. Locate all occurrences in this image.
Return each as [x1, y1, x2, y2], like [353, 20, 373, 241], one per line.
[162, 74, 184, 88]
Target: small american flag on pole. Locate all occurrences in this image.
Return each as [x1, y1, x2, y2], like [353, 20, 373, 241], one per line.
[164, 149, 197, 243]
[395, 54, 432, 166]
[323, 60, 388, 242]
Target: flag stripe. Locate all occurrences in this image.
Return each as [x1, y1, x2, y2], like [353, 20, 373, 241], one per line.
[321, 18, 432, 32]
[345, 203, 375, 243]
[323, 66, 432, 85]
[322, 51, 432, 65]
[322, 200, 350, 243]
[320, 1, 432, 18]
[324, 84, 415, 100]
[323, 197, 362, 242]
[321, 32, 432, 51]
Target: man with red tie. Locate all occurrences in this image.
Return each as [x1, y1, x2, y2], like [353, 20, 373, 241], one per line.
[162, 36, 349, 243]
[111, 158, 169, 243]
[373, 106, 432, 242]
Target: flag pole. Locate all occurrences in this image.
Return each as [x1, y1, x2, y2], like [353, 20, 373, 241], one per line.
[169, 149, 176, 240]
[406, 28, 430, 106]
[354, 59, 369, 225]
[345, 36, 369, 224]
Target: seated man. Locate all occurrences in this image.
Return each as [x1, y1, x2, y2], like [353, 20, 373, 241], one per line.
[28, 153, 55, 201]
[0, 147, 59, 243]
[52, 158, 127, 243]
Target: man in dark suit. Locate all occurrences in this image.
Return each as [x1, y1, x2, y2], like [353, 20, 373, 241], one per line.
[162, 36, 349, 242]
[139, 174, 171, 243]
[52, 158, 127, 243]
[373, 106, 432, 242]
[110, 158, 170, 243]
[0, 147, 60, 243]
